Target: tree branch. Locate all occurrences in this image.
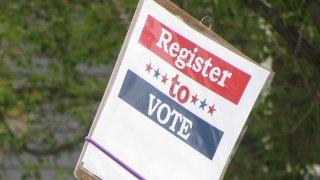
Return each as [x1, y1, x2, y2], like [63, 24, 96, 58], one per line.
[23, 132, 87, 156]
[0, 112, 15, 138]
[310, 1, 320, 33]
[23, 141, 78, 156]
[110, 0, 131, 28]
[14, 86, 102, 100]
[243, 0, 320, 66]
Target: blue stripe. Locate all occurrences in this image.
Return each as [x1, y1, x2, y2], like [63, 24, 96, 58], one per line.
[118, 70, 223, 160]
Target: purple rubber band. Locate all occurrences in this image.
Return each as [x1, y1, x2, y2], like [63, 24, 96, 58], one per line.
[85, 136, 146, 180]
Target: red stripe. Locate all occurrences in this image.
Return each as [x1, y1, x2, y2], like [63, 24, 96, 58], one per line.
[139, 15, 251, 105]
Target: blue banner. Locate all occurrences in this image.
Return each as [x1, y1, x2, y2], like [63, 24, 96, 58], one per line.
[118, 70, 223, 160]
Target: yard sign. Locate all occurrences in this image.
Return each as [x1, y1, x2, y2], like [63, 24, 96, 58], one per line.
[75, 0, 271, 179]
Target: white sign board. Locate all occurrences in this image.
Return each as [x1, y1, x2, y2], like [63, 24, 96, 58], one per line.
[75, 0, 271, 179]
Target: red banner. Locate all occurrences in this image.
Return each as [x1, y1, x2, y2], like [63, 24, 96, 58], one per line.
[139, 15, 251, 105]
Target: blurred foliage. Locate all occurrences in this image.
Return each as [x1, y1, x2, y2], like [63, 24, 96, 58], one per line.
[0, 0, 319, 179]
